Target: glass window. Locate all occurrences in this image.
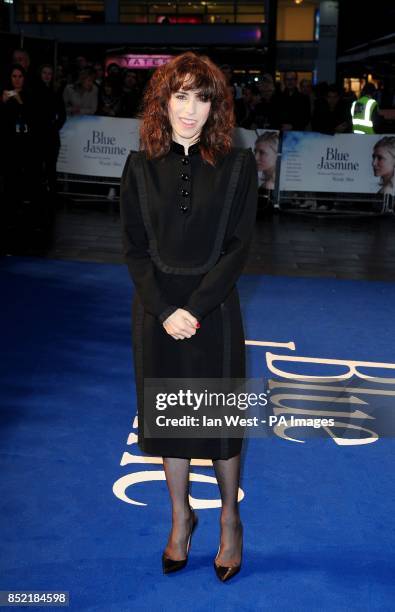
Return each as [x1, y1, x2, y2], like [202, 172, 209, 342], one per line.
[16, 0, 265, 25]
[277, 0, 318, 41]
[236, 1, 265, 24]
[16, 1, 105, 23]
[204, 3, 234, 23]
[120, 4, 148, 24]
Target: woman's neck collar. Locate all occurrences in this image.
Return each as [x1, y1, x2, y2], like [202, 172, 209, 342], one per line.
[170, 139, 200, 156]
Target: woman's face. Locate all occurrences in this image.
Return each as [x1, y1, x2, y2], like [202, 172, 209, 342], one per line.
[41, 66, 53, 84]
[255, 141, 276, 172]
[168, 84, 211, 145]
[372, 146, 395, 179]
[124, 72, 136, 88]
[11, 69, 24, 91]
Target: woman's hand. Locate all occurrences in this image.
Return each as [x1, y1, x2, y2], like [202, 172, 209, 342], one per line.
[163, 308, 200, 340]
[2, 90, 23, 104]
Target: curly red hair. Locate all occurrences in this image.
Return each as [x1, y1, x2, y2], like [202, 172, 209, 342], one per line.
[139, 52, 235, 166]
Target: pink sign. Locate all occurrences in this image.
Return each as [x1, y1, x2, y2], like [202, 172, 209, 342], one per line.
[105, 54, 173, 71]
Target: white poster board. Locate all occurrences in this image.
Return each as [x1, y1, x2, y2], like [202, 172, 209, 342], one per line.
[279, 132, 395, 195]
[57, 115, 140, 178]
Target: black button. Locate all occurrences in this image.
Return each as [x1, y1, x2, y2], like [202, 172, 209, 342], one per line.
[179, 204, 189, 213]
[181, 157, 190, 165]
[181, 173, 190, 181]
[181, 188, 189, 197]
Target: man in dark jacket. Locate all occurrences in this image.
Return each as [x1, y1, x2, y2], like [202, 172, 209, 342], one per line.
[278, 71, 311, 131]
[312, 84, 351, 134]
[33, 64, 66, 198]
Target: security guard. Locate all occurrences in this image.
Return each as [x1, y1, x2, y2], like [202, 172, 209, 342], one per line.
[351, 83, 381, 134]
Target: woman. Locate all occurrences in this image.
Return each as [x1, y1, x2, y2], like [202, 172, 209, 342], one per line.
[96, 77, 121, 117]
[1, 63, 32, 133]
[63, 68, 98, 115]
[254, 131, 279, 190]
[372, 137, 395, 196]
[0, 64, 37, 232]
[120, 52, 257, 581]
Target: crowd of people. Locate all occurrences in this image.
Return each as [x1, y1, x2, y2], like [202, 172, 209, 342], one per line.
[231, 71, 391, 135]
[0, 49, 67, 241]
[0, 50, 149, 242]
[1, 48, 394, 245]
[59, 56, 143, 118]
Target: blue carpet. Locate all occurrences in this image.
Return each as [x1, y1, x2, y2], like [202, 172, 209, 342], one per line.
[0, 256, 394, 611]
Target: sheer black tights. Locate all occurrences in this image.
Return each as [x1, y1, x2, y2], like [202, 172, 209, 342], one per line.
[162, 455, 242, 564]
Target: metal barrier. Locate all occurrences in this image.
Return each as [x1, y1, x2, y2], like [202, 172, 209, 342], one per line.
[277, 192, 386, 215]
[57, 173, 120, 203]
[56, 173, 389, 216]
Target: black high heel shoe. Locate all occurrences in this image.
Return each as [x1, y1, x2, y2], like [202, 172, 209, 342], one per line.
[162, 509, 198, 574]
[213, 522, 243, 583]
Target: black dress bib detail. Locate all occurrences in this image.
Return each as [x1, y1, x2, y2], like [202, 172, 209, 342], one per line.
[128, 149, 247, 275]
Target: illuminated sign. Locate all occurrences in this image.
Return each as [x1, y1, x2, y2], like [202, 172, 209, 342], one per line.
[105, 54, 173, 71]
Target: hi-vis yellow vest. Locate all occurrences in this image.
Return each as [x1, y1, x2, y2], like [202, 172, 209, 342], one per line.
[351, 96, 378, 134]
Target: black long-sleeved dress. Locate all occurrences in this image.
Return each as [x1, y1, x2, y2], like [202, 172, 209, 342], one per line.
[120, 140, 258, 459]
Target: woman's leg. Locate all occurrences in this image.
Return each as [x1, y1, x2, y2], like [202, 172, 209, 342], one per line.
[213, 454, 243, 566]
[162, 457, 194, 560]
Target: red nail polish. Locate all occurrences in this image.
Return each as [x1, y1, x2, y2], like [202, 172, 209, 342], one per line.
[196, 322, 200, 328]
